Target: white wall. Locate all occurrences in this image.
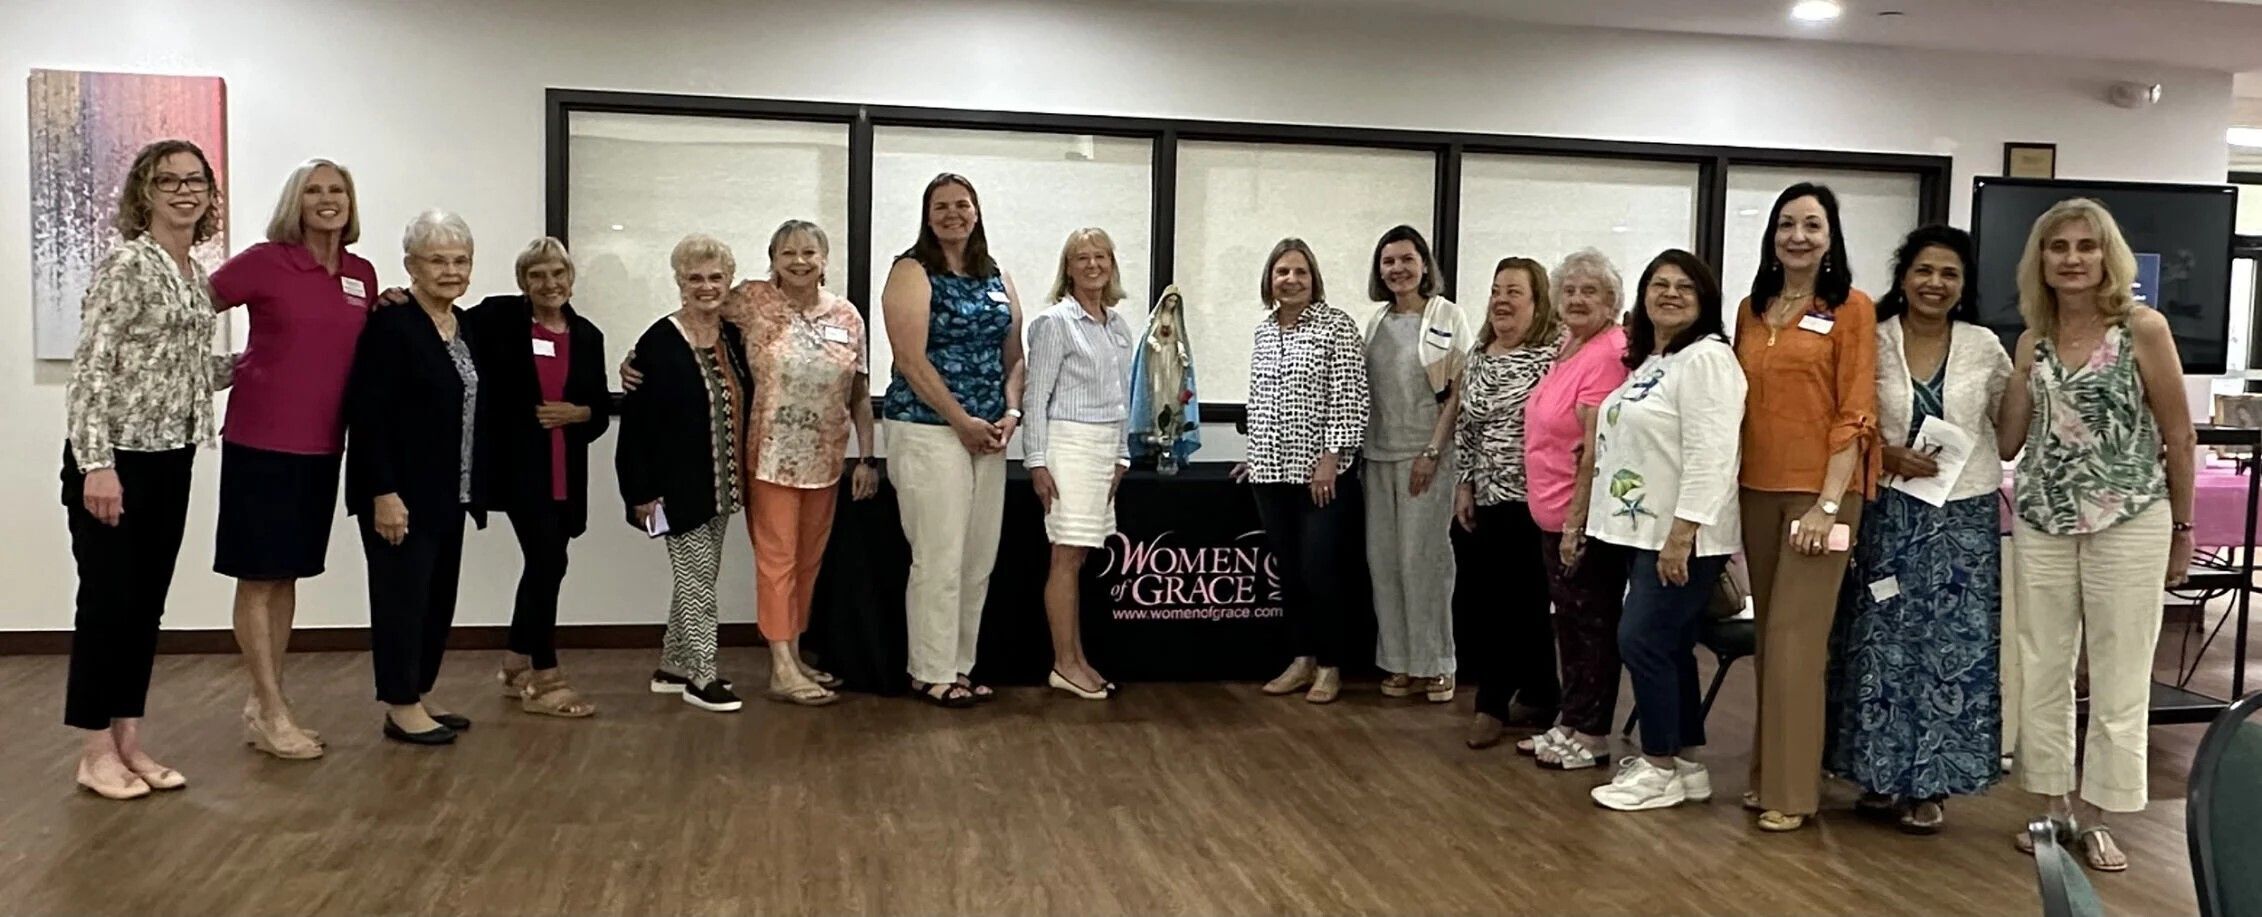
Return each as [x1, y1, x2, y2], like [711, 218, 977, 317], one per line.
[0, 0, 2234, 631]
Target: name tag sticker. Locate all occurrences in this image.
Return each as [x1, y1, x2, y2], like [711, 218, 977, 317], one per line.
[532, 339, 557, 357]
[1868, 576, 1901, 602]
[822, 325, 851, 344]
[1797, 314, 1835, 335]
[987, 290, 1011, 304]
[341, 277, 367, 298]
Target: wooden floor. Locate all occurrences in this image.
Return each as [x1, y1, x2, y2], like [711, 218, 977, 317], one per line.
[1, 633, 2248, 916]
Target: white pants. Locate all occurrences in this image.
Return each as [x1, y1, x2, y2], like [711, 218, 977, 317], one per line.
[2001, 533, 2021, 758]
[888, 420, 1006, 686]
[2011, 501, 2169, 813]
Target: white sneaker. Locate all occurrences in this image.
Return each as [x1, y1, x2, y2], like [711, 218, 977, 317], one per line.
[1676, 758, 1712, 802]
[1591, 758, 1687, 812]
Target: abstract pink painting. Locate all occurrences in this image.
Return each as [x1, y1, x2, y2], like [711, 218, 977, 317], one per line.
[28, 69, 228, 359]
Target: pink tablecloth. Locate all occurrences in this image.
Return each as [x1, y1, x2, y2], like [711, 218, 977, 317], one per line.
[1997, 461, 2256, 547]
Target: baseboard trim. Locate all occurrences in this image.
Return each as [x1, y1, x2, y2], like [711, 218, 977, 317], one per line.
[0, 623, 768, 656]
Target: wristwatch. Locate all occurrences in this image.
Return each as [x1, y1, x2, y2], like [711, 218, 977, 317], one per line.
[859, 456, 880, 469]
[1419, 445, 1441, 461]
[1005, 408, 1023, 420]
[1818, 499, 1841, 516]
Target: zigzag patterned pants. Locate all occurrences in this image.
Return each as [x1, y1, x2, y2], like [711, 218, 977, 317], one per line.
[660, 515, 728, 687]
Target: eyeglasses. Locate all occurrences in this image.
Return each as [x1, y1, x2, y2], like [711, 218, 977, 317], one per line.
[416, 255, 473, 271]
[152, 175, 212, 194]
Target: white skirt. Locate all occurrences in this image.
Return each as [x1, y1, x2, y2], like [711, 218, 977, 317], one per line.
[1041, 420, 1121, 547]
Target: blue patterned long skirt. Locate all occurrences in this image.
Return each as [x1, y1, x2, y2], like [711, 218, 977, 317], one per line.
[1825, 488, 2004, 799]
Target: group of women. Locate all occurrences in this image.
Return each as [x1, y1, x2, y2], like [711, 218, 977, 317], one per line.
[58, 139, 2195, 874]
[1238, 184, 2191, 871]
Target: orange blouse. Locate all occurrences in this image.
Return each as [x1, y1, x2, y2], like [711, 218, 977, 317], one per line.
[1734, 288, 1880, 498]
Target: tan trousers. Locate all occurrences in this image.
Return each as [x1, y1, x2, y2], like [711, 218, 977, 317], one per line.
[2011, 501, 2169, 813]
[887, 420, 1006, 686]
[1741, 489, 1863, 817]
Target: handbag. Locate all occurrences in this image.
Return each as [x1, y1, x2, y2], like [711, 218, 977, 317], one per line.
[1707, 553, 1752, 620]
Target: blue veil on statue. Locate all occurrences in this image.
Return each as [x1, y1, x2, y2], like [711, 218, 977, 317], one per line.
[1127, 285, 1201, 472]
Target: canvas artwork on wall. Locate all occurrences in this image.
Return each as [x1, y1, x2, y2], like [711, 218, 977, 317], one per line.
[27, 69, 228, 359]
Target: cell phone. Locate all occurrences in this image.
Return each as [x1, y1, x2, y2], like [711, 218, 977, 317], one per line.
[1789, 519, 1853, 552]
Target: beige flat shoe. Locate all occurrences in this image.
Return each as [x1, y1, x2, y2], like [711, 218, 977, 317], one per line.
[1757, 810, 1808, 832]
[75, 760, 151, 800]
[1262, 658, 1317, 695]
[126, 762, 186, 791]
[1305, 667, 1341, 704]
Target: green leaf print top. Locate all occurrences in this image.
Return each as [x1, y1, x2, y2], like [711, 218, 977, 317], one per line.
[2015, 325, 2165, 535]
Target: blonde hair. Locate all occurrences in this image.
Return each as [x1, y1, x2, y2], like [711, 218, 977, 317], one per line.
[670, 233, 735, 277]
[266, 158, 360, 245]
[515, 236, 573, 288]
[1477, 257, 1561, 350]
[766, 220, 830, 284]
[2016, 197, 2140, 335]
[1552, 248, 1623, 320]
[1047, 227, 1126, 305]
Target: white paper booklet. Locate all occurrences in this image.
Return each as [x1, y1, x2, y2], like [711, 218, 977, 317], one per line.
[1888, 415, 1975, 508]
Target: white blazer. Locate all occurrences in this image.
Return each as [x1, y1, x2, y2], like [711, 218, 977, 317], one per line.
[1361, 295, 1471, 397]
[1875, 315, 2012, 503]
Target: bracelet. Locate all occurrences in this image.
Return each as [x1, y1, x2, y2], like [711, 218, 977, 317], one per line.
[2172, 521, 2195, 534]
[1004, 408, 1023, 419]
[1419, 445, 1441, 460]
[859, 456, 879, 468]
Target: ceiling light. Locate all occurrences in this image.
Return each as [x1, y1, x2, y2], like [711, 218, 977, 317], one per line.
[1791, 0, 1843, 22]
[2229, 128, 2262, 148]
[1610, 224, 1631, 234]
[609, 223, 626, 231]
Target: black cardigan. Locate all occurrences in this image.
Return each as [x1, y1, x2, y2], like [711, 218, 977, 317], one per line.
[465, 295, 611, 536]
[615, 316, 752, 533]
[345, 296, 489, 528]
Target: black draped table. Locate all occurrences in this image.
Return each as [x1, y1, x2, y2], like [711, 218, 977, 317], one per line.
[804, 461, 1383, 693]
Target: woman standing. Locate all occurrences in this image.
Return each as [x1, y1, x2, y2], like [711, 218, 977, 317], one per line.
[618, 234, 753, 714]
[1735, 183, 1879, 832]
[1525, 248, 1631, 769]
[1826, 226, 2010, 834]
[62, 139, 233, 797]
[1024, 227, 1135, 700]
[346, 209, 487, 746]
[467, 237, 610, 718]
[880, 173, 1023, 708]
[210, 158, 373, 760]
[2002, 199, 2193, 871]
[1362, 225, 1469, 703]
[1243, 239, 1370, 705]
[732, 220, 877, 707]
[1454, 257, 1564, 748]
[1584, 250, 1745, 812]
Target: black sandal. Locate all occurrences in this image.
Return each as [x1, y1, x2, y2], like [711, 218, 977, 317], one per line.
[1898, 799, 1944, 836]
[913, 680, 977, 709]
[957, 678, 996, 702]
[1856, 793, 1900, 821]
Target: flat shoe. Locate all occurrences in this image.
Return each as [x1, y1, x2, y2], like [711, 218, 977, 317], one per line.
[807, 668, 843, 690]
[382, 718, 457, 746]
[1756, 810, 1808, 832]
[429, 712, 472, 732]
[1048, 670, 1111, 701]
[75, 761, 151, 801]
[767, 683, 841, 707]
[128, 765, 187, 791]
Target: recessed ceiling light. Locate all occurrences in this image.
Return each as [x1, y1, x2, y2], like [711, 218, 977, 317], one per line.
[609, 223, 626, 231]
[1610, 224, 1631, 234]
[1791, 0, 1843, 23]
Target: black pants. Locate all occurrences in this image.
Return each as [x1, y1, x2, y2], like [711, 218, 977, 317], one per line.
[1253, 476, 1361, 668]
[360, 507, 466, 706]
[61, 446, 195, 730]
[1621, 549, 1728, 757]
[1541, 531, 1629, 737]
[506, 503, 572, 670]
[1466, 501, 1558, 720]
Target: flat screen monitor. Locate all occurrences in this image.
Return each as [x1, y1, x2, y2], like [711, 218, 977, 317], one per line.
[1970, 176, 2236, 375]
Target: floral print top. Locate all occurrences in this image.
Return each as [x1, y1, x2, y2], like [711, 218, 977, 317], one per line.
[1455, 333, 1561, 506]
[736, 281, 866, 489]
[67, 235, 234, 471]
[694, 340, 745, 514]
[1585, 336, 1747, 557]
[2016, 325, 2166, 535]
[882, 264, 1011, 425]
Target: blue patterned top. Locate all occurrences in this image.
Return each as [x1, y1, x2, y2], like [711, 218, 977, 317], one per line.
[882, 264, 1012, 425]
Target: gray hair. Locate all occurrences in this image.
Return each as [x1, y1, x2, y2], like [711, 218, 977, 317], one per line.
[670, 233, 735, 277]
[402, 208, 473, 255]
[1551, 247, 1622, 315]
[515, 236, 574, 287]
[266, 158, 360, 246]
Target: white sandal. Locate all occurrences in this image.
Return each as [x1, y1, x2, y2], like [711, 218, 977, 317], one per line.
[1539, 734, 1605, 771]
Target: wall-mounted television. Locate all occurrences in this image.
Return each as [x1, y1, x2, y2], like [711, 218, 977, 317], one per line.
[1971, 176, 2236, 375]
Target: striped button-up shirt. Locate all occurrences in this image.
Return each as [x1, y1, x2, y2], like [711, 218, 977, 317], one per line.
[1022, 298, 1134, 467]
[1246, 302, 1369, 484]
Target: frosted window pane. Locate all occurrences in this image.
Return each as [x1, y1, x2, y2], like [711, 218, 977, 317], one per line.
[1458, 156, 1699, 331]
[1174, 142, 1435, 404]
[2238, 185, 2262, 236]
[1723, 167, 1922, 324]
[868, 128, 1153, 388]
[567, 113, 850, 387]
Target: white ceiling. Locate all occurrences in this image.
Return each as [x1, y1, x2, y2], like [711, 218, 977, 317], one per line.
[1175, 0, 2262, 74]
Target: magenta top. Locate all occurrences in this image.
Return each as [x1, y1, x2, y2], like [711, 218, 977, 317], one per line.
[1523, 324, 1630, 532]
[211, 241, 378, 455]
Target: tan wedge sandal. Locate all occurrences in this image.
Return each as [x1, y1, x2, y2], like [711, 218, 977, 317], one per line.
[519, 670, 596, 718]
